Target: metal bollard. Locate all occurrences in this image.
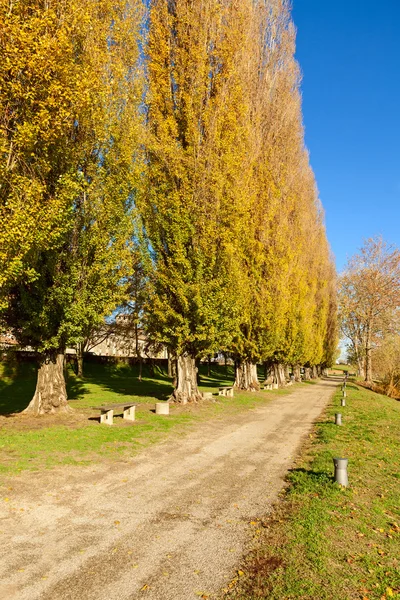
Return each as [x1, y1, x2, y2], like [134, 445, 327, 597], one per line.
[335, 413, 342, 426]
[333, 457, 348, 487]
[342, 390, 347, 399]
[341, 398, 346, 407]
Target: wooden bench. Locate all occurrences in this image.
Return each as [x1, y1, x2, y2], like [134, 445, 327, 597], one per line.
[219, 386, 234, 398]
[95, 402, 136, 425]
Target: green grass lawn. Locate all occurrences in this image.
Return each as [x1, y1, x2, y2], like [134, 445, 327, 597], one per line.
[222, 383, 400, 600]
[0, 359, 292, 478]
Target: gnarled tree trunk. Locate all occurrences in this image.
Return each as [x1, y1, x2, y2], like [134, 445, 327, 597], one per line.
[293, 365, 301, 382]
[171, 354, 202, 404]
[23, 353, 72, 415]
[304, 367, 311, 380]
[311, 365, 318, 379]
[284, 364, 290, 381]
[272, 363, 286, 387]
[168, 350, 177, 386]
[235, 361, 260, 391]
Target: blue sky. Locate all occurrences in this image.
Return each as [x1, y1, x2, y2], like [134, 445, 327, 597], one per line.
[292, 0, 400, 272]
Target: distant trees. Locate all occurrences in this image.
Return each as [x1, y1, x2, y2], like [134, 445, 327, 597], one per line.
[339, 237, 400, 382]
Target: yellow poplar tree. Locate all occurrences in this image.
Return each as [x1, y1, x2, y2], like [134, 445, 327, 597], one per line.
[141, 0, 254, 402]
[231, 0, 337, 389]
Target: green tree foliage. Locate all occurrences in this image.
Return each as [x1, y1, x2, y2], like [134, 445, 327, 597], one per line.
[2, 0, 144, 413]
[141, 0, 253, 402]
[140, 0, 337, 399]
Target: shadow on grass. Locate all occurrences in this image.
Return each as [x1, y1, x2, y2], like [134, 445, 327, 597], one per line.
[0, 361, 37, 415]
[198, 364, 235, 389]
[286, 466, 334, 486]
[71, 362, 173, 403]
[0, 360, 237, 415]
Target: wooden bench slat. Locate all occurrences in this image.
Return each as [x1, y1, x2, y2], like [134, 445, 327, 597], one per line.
[96, 402, 136, 411]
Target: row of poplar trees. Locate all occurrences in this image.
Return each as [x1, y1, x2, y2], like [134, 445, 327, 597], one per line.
[0, 0, 337, 413]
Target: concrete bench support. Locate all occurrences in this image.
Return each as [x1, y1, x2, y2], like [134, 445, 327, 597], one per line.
[123, 405, 136, 421]
[96, 402, 136, 425]
[100, 409, 114, 425]
[219, 387, 234, 397]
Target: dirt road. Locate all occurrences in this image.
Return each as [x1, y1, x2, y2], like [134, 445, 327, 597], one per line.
[0, 378, 337, 600]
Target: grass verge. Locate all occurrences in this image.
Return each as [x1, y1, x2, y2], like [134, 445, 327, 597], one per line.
[221, 383, 400, 600]
[0, 361, 293, 478]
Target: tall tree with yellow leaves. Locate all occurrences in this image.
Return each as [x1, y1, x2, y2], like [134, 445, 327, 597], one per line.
[2, 0, 144, 414]
[231, 0, 336, 388]
[142, 0, 253, 402]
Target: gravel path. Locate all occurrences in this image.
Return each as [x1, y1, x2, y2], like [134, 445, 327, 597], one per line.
[0, 378, 337, 600]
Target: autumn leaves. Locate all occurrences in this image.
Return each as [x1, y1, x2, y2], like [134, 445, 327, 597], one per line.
[142, 0, 337, 399]
[1, 0, 337, 409]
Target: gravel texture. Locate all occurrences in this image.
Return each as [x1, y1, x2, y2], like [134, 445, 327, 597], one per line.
[0, 378, 336, 600]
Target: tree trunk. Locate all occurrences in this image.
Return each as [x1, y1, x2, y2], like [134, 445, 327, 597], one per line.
[76, 342, 84, 378]
[293, 365, 301, 382]
[207, 355, 211, 377]
[263, 362, 273, 384]
[272, 363, 286, 387]
[311, 365, 318, 379]
[284, 364, 290, 381]
[135, 323, 142, 382]
[386, 372, 395, 398]
[23, 353, 72, 416]
[235, 361, 260, 391]
[365, 324, 373, 383]
[171, 354, 202, 404]
[304, 367, 311, 381]
[357, 356, 365, 379]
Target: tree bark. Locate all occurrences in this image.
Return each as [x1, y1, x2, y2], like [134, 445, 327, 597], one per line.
[76, 342, 84, 378]
[311, 365, 318, 379]
[135, 323, 143, 382]
[293, 365, 301, 382]
[304, 367, 311, 381]
[365, 323, 373, 383]
[171, 354, 202, 404]
[284, 364, 290, 381]
[168, 350, 177, 386]
[272, 363, 286, 387]
[235, 361, 260, 391]
[23, 353, 72, 415]
[357, 357, 365, 379]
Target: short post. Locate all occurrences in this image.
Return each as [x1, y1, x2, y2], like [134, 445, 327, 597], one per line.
[335, 413, 342, 426]
[341, 397, 346, 407]
[342, 390, 347, 399]
[155, 402, 170, 415]
[333, 457, 348, 487]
